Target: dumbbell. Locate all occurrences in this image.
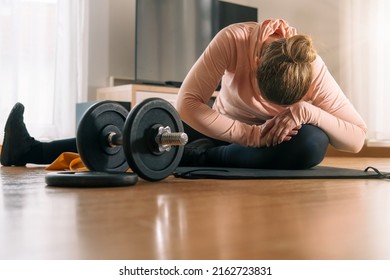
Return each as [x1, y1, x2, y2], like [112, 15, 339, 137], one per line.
[45, 98, 188, 186]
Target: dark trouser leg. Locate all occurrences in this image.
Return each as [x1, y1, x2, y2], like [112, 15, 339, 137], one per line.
[21, 138, 78, 165]
[179, 122, 228, 166]
[205, 124, 329, 169]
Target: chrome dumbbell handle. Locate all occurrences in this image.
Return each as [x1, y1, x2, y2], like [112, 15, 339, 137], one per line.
[107, 126, 188, 153]
[155, 126, 188, 152]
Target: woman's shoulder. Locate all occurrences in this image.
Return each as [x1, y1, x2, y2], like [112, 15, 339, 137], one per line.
[305, 54, 346, 104]
[218, 22, 260, 39]
[224, 21, 260, 30]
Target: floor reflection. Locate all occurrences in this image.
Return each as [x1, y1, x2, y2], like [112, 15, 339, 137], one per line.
[1, 167, 79, 259]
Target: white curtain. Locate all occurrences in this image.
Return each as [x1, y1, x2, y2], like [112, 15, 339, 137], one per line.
[0, 0, 88, 143]
[340, 0, 390, 145]
[53, 0, 89, 139]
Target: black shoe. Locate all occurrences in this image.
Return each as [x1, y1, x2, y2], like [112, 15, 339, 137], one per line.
[1, 103, 39, 166]
[179, 138, 215, 167]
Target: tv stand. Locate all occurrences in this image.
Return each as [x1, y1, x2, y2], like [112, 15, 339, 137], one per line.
[97, 83, 180, 108]
[96, 83, 218, 109]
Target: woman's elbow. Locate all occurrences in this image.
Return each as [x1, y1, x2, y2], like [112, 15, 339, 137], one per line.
[175, 95, 188, 121]
[350, 141, 365, 153]
[348, 131, 367, 153]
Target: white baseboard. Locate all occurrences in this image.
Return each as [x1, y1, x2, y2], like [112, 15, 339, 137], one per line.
[366, 139, 390, 147]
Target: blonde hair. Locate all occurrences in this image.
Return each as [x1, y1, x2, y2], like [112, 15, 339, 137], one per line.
[256, 34, 316, 105]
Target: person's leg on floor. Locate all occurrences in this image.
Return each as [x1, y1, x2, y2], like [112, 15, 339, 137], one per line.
[1, 103, 77, 166]
[205, 124, 329, 169]
[179, 121, 228, 166]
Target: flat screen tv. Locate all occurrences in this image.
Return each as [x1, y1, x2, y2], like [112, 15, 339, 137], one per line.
[135, 0, 258, 86]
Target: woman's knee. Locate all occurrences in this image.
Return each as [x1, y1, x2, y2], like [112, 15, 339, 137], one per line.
[291, 125, 329, 168]
[205, 125, 329, 169]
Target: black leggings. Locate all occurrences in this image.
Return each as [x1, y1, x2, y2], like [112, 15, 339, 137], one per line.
[183, 123, 329, 169]
[32, 123, 329, 170]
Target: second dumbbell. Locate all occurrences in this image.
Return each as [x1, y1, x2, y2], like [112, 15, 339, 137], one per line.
[77, 98, 188, 181]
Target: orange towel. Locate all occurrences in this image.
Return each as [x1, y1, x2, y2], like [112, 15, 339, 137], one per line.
[46, 152, 88, 171]
[46, 152, 132, 172]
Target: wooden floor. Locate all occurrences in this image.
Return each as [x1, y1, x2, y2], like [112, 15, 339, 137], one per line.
[1, 157, 390, 260]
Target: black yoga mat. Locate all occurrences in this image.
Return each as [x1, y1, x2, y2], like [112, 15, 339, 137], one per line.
[173, 166, 390, 180]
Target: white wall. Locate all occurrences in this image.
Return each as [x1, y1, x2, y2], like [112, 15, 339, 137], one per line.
[88, 0, 109, 100]
[87, 0, 135, 99]
[259, 0, 342, 80]
[88, 0, 342, 99]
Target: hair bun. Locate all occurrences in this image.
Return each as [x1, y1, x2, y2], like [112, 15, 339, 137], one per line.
[283, 35, 316, 64]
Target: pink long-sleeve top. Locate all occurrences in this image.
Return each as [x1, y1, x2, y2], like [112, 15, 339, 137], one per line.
[176, 19, 367, 152]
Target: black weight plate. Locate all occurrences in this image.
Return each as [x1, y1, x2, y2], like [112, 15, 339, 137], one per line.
[123, 98, 184, 181]
[77, 101, 129, 172]
[45, 171, 138, 187]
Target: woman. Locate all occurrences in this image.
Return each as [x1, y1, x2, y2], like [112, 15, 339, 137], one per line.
[1, 19, 366, 169]
[176, 19, 367, 169]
